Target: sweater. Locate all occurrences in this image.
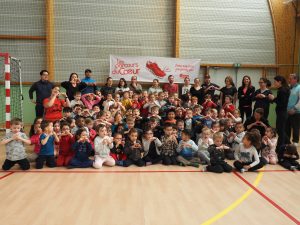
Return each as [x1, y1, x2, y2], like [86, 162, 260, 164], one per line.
[94, 136, 113, 158]
[124, 140, 144, 161]
[72, 141, 93, 161]
[234, 143, 260, 168]
[142, 138, 162, 157]
[177, 139, 198, 158]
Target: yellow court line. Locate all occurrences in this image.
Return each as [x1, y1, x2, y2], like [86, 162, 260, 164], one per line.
[201, 171, 264, 225]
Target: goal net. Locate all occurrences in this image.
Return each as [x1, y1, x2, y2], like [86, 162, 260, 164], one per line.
[0, 53, 24, 132]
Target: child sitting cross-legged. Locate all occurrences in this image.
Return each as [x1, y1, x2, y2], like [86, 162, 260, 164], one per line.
[124, 129, 145, 167]
[204, 132, 233, 173]
[176, 130, 200, 168]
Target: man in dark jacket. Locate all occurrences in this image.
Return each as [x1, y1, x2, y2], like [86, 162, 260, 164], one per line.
[29, 70, 54, 117]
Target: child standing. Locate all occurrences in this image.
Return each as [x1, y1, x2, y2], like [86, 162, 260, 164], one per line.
[69, 128, 93, 168]
[204, 132, 233, 173]
[93, 125, 115, 168]
[160, 123, 178, 165]
[233, 132, 266, 173]
[111, 133, 127, 166]
[176, 130, 200, 167]
[36, 120, 59, 169]
[142, 128, 162, 165]
[56, 123, 74, 167]
[124, 129, 145, 167]
[261, 127, 278, 165]
[1, 118, 31, 170]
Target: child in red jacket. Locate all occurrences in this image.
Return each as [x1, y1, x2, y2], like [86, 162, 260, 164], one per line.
[56, 123, 74, 166]
[223, 95, 235, 115]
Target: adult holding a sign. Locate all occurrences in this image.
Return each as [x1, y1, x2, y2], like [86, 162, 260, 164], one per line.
[163, 75, 178, 95]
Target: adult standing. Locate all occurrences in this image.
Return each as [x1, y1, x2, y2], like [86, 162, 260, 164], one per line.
[81, 69, 98, 94]
[115, 78, 130, 96]
[190, 78, 204, 104]
[101, 77, 116, 97]
[163, 75, 178, 95]
[201, 74, 220, 99]
[129, 75, 143, 93]
[220, 76, 237, 106]
[252, 78, 272, 119]
[61, 72, 87, 100]
[29, 70, 54, 117]
[181, 77, 191, 95]
[43, 86, 71, 122]
[269, 75, 290, 150]
[286, 74, 300, 146]
[148, 79, 163, 94]
[238, 75, 255, 121]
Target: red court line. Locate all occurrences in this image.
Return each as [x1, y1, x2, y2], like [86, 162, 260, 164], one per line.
[234, 172, 300, 225]
[6, 170, 203, 174]
[0, 172, 14, 180]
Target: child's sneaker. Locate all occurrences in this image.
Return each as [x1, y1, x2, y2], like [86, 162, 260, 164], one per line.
[146, 162, 152, 166]
[290, 166, 296, 171]
[240, 168, 246, 173]
[202, 165, 207, 172]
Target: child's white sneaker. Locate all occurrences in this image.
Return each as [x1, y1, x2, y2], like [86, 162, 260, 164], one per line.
[240, 168, 246, 173]
[290, 166, 296, 171]
[202, 165, 207, 172]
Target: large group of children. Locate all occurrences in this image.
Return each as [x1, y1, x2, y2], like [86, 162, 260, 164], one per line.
[1, 77, 300, 173]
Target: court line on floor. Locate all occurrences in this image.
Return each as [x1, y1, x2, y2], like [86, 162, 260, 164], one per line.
[200, 170, 264, 225]
[234, 172, 300, 225]
[0, 172, 14, 180]
[3, 169, 298, 174]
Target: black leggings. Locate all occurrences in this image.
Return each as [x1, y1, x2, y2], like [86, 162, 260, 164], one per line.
[276, 110, 288, 150]
[2, 158, 30, 171]
[123, 158, 145, 167]
[207, 161, 233, 173]
[162, 155, 177, 165]
[36, 155, 56, 169]
[234, 157, 266, 171]
[239, 106, 252, 122]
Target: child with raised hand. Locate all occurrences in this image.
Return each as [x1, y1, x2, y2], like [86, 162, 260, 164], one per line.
[85, 118, 97, 146]
[56, 122, 74, 167]
[36, 120, 59, 169]
[197, 127, 213, 165]
[234, 131, 266, 173]
[68, 128, 93, 168]
[204, 132, 233, 173]
[1, 118, 31, 171]
[93, 124, 115, 169]
[124, 129, 145, 167]
[111, 133, 127, 166]
[176, 130, 200, 168]
[261, 127, 278, 165]
[142, 128, 162, 166]
[278, 144, 300, 171]
[160, 123, 178, 165]
[102, 93, 115, 111]
[81, 93, 101, 110]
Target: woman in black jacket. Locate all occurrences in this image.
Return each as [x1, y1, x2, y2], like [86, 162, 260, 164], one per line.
[269, 75, 290, 151]
[238, 75, 255, 121]
[61, 73, 87, 100]
[252, 78, 273, 119]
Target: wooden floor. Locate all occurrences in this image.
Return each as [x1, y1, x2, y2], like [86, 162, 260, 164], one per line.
[0, 146, 299, 225]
